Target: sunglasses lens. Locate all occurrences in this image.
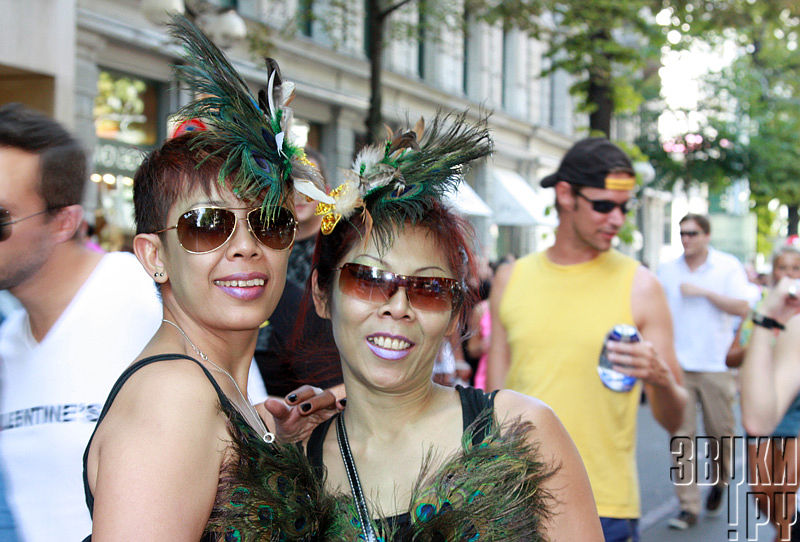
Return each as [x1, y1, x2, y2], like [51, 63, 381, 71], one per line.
[176, 208, 236, 253]
[592, 201, 616, 214]
[406, 277, 456, 311]
[339, 264, 393, 302]
[339, 263, 457, 312]
[249, 207, 296, 250]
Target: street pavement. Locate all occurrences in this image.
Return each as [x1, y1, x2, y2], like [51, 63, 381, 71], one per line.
[636, 396, 785, 541]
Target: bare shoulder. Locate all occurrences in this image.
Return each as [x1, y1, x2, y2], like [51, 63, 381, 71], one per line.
[631, 264, 663, 298]
[96, 357, 226, 440]
[631, 265, 670, 325]
[122, 357, 221, 407]
[492, 389, 561, 434]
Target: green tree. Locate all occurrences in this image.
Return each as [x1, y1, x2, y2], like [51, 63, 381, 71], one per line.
[478, 1, 668, 137]
[640, 1, 800, 254]
[298, 1, 664, 141]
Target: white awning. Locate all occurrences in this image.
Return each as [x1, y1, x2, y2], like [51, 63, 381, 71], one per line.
[445, 181, 493, 217]
[490, 168, 557, 227]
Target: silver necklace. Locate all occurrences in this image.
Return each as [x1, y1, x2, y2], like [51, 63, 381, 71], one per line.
[162, 318, 275, 443]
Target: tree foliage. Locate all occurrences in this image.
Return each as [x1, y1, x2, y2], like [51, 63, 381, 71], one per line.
[639, 1, 800, 249]
[469, 0, 668, 137]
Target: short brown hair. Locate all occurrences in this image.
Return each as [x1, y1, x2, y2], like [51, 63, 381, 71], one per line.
[134, 134, 239, 234]
[679, 213, 710, 234]
[0, 103, 86, 211]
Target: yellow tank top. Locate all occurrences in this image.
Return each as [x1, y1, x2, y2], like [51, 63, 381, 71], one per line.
[500, 249, 641, 518]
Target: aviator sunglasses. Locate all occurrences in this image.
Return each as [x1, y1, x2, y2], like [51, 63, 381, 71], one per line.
[575, 191, 639, 215]
[0, 207, 52, 242]
[338, 263, 462, 312]
[155, 206, 296, 254]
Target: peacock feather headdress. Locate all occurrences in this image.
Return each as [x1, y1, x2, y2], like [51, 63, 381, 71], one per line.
[315, 111, 493, 248]
[168, 15, 332, 217]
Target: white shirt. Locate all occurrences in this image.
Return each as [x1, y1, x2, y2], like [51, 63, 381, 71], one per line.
[0, 252, 162, 542]
[0, 252, 271, 541]
[658, 247, 755, 372]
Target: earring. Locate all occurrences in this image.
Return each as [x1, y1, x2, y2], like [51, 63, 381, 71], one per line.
[154, 271, 165, 278]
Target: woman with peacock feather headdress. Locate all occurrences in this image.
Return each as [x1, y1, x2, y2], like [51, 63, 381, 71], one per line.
[209, 111, 605, 540]
[81, 16, 343, 540]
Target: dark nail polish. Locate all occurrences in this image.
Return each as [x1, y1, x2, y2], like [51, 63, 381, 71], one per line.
[300, 403, 311, 412]
[339, 398, 347, 407]
[287, 393, 297, 402]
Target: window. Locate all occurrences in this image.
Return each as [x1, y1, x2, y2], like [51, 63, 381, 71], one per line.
[92, 70, 163, 248]
[501, 29, 510, 109]
[417, 1, 427, 79]
[462, 8, 469, 95]
[298, 0, 313, 37]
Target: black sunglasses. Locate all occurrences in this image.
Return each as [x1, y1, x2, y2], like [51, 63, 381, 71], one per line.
[0, 207, 52, 242]
[679, 230, 701, 238]
[575, 191, 639, 214]
[155, 206, 296, 254]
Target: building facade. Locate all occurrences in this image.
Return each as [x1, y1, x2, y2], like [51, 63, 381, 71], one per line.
[1, 0, 597, 259]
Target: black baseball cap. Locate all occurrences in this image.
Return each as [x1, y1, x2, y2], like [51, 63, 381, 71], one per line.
[540, 137, 635, 190]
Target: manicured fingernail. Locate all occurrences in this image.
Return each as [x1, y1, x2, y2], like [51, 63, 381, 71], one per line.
[300, 403, 311, 412]
[339, 398, 347, 407]
[287, 393, 297, 402]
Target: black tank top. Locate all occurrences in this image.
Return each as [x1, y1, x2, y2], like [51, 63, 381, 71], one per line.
[81, 354, 237, 541]
[305, 385, 498, 535]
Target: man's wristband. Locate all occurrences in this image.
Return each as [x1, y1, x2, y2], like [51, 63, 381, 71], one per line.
[751, 312, 785, 331]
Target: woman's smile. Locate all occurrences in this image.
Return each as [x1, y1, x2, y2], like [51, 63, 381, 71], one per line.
[212, 271, 269, 300]
[365, 332, 415, 360]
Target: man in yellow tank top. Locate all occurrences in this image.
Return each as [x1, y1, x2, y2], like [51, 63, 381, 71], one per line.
[486, 138, 688, 542]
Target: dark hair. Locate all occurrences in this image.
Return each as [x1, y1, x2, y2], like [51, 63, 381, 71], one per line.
[0, 103, 87, 211]
[313, 199, 480, 331]
[679, 213, 711, 235]
[133, 134, 238, 234]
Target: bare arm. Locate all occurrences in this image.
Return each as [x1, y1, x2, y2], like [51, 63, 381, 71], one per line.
[615, 266, 687, 434]
[486, 263, 514, 391]
[740, 277, 800, 435]
[89, 362, 226, 540]
[725, 325, 745, 368]
[495, 390, 603, 541]
[680, 283, 750, 317]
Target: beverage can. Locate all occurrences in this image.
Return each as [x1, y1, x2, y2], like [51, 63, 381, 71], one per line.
[597, 324, 641, 392]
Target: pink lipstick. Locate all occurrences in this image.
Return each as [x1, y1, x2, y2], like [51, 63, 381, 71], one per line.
[213, 272, 268, 301]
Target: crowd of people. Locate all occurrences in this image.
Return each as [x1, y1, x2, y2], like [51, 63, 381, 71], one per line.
[1, 14, 799, 542]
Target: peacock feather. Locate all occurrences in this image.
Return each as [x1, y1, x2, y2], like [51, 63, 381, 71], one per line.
[168, 15, 331, 220]
[207, 407, 350, 541]
[316, 111, 493, 249]
[207, 403, 553, 541]
[404, 415, 556, 541]
[326, 413, 556, 542]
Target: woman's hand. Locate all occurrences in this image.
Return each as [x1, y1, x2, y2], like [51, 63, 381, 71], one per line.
[259, 384, 345, 443]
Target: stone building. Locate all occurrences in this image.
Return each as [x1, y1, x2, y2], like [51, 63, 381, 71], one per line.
[1, 0, 625, 260]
